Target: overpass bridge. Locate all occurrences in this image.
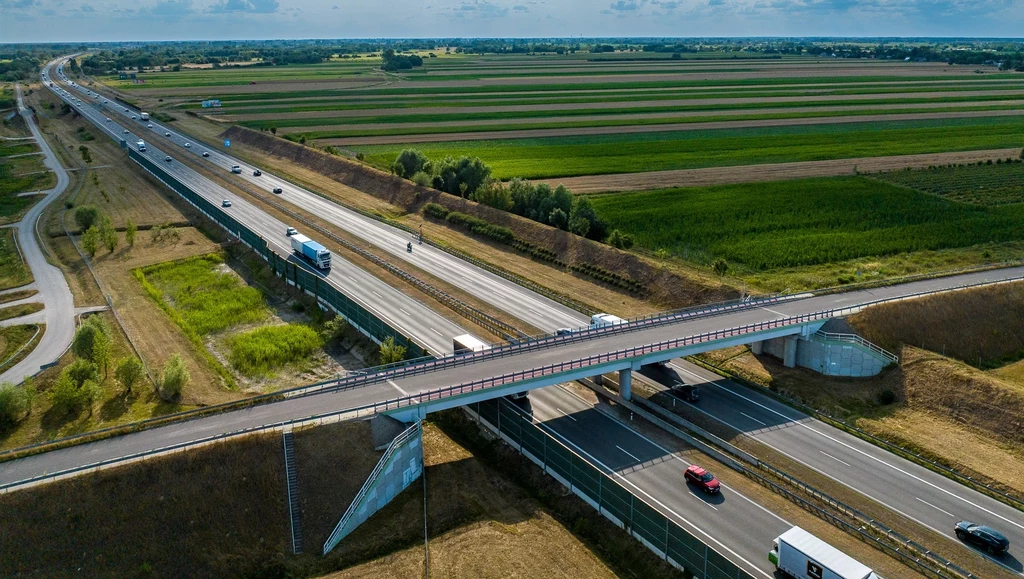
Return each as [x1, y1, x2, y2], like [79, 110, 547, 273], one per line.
[23, 59, 1024, 577]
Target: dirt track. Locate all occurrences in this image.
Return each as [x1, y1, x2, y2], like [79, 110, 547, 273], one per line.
[545, 148, 1024, 193]
[322, 109, 1024, 146]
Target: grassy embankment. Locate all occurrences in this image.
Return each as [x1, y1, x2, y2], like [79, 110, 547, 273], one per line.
[0, 418, 649, 579]
[700, 281, 1024, 496]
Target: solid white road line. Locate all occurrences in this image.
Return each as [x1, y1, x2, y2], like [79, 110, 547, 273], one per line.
[387, 380, 409, 396]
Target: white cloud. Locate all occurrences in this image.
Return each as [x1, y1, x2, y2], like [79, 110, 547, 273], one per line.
[208, 0, 279, 13]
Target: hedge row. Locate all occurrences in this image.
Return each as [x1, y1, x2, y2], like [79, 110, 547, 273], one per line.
[421, 203, 646, 294]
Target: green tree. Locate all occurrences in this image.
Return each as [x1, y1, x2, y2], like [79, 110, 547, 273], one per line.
[607, 229, 635, 250]
[74, 205, 99, 230]
[393, 149, 429, 178]
[125, 218, 137, 247]
[378, 336, 407, 365]
[93, 331, 111, 378]
[115, 357, 144, 395]
[82, 225, 100, 257]
[548, 208, 568, 230]
[270, 127, 277, 135]
[72, 315, 110, 362]
[712, 258, 729, 277]
[80, 379, 101, 416]
[319, 316, 348, 345]
[0, 381, 33, 426]
[66, 358, 99, 387]
[159, 354, 189, 401]
[49, 371, 85, 415]
[79, 145, 92, 164]
[100, 217, 118, 253]
[471, 180, 513, 211]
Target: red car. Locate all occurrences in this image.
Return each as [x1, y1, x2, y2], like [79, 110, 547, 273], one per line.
[685, 465, 720, 494]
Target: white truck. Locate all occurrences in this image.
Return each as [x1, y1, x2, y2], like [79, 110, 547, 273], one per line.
[453, 334, 490, 355]
[289, 234, 331, 270]
[136, 140, 146, 152]
[140, 112, 150, 121]
[770, 527, 880, 579]
[590, 313, 626, 329]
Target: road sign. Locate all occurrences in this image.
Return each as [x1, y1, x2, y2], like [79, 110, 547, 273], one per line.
[224, 139, 230, 147]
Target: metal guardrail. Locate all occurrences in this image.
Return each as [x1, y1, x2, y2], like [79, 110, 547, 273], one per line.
[218, 174, 528, 342]
[813, 331, 899, 363]
[757, 462, 976, 579]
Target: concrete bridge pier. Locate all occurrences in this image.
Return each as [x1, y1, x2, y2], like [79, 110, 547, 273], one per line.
[749, 340, 763, 355]
[619, 368, 633, 401]
[783, 336, 799, 368]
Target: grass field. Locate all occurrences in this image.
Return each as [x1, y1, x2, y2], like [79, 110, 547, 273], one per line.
[227, 323, 323, 377]
[872, 160, 1024, 205]
[0, 227, 30, 290]
[0, 301, 42, 322]
[589, 175, 1024, 270]
[138, 254, 269, 336]
[356, 116, 1024, 179]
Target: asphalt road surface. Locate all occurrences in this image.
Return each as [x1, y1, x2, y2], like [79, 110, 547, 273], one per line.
[0, 85, 75, 385]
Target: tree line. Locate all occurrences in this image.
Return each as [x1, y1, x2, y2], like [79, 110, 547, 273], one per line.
[392, 149, 632, 246]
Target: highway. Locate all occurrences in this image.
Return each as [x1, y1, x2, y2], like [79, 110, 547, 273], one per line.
[0, 85, 75, 384]
[45, 63, 464, 357]
[43, 60, 1024, 574]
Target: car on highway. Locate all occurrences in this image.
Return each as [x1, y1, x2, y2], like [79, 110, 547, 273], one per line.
[955, 521, 1010, 555]
[285, 227, 298, 236]
[164, 156, 172, 162]
[272, 187, 283, 194]
[105, 118, 111, 122]
[124, 107, 129, 112]
[556, 328, 574, 336]
[183, 142, 191, 148]
[684, 465, 720, 494]
[673, 384, 700, 403]
[131, 115, 136, 120]
[222, 199, 232, 207]
[122, 129, 130, 134]
[103, 100, 108, 104]
[165, 132, 171, 137]
[147, 124, 153, 128]
[253, 169, 262, 176]
[202, 151, 210, 157]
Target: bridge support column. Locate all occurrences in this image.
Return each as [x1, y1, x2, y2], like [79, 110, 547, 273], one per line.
[749, 340, 763, 355]
[783, 336, 798, 368]
[619, 368, 633, 401]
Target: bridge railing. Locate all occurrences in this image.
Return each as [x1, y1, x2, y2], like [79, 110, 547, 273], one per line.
[813, 331, 899, 364]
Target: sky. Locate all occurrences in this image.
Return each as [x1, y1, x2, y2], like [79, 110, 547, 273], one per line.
[1, 0, 1022, 43]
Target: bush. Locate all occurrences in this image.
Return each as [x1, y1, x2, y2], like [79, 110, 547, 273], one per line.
[423, 203, 450, 219]
[379, 336, 407, 365]
[607, 229, 635, 250]
[0, 381, 33, 426]
[393, 149, 429, 178]
[71, 315, 110, 363]
[74, 205, 100, 230]
[411, 171, 432, 187]
[159, 354, 189, 401]
[227, 324, 323, 377]
[445, 211, 515, 244]
[49, 370, 93, 415]
[712, 258, 729, 277]
[319, 316, 348, 344]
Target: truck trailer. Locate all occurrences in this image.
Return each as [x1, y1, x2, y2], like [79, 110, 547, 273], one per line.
[770, 527, 880, 579]
[289, 234, 331, 270]
[140, 112, 150, 121]
[136, 140, 146, 152]
[590, 313, 626, 329]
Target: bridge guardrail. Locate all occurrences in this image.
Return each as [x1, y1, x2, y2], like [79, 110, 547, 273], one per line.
[4, 265, 1023, 468]
[813, 331, 899, 364]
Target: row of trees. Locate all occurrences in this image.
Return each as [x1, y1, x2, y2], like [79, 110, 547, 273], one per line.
[380, 49, 424, 72]
[393, 149, 614, 243]
[75, 205, 137, 257]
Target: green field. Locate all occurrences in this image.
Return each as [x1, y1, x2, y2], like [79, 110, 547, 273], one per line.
[872, 161, 1024, 205]
[589, 176, 1024, 270]
[227, 324, 323, 377]
[138, 254, 268, 335]
[356, 116, 1024, 179]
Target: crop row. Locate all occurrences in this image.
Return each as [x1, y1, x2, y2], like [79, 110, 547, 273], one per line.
[589, 176, 1024, 271]
[357, 116, 1024, 179]
[873, 159, 1024, 206]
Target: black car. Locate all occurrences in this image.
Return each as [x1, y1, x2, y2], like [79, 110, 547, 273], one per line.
[955, 521, 1010, 555]
[272, 187, 283, 194]
[673, 384, 700, 403]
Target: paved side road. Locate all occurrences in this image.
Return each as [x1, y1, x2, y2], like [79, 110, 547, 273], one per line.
[0, 85, 75, 385]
